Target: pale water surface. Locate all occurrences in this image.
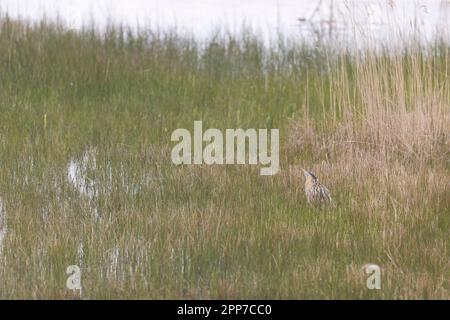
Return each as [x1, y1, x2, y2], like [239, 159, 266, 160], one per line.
[1, 0, 449, 45]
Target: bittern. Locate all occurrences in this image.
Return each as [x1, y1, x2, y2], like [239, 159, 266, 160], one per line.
[302, 169, 333, 206]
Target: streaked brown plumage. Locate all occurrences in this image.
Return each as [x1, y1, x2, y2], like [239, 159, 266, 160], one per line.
[302, 169, 333, 206]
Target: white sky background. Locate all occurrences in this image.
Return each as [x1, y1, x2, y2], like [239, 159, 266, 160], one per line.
[0, 0, 449, 44]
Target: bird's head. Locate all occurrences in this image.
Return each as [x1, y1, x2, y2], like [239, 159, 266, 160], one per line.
[302, 168, 318, 182]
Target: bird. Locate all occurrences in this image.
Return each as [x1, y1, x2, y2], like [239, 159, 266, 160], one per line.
[302, 169, 333, 206]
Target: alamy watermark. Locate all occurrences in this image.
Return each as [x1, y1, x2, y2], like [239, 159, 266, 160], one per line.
[66, 265, 82, 295]
[364, 263, 381, 290]
[171, 121, 279, 175]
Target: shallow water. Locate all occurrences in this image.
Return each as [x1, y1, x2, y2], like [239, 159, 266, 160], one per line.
[67, 148, 100, 219]
[67, 149, 97, 200]
[1, 0, 449, 45]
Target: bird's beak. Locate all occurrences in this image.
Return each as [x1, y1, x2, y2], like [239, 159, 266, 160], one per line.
[301, 168, 308, 177]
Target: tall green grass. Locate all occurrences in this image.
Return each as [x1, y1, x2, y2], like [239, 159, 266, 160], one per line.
[0, 16, 448, 299]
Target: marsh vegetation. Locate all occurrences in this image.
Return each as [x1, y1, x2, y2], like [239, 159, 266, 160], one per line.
[0, 15, 448, 298]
